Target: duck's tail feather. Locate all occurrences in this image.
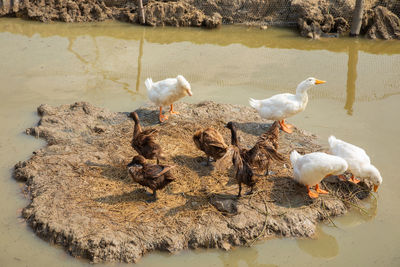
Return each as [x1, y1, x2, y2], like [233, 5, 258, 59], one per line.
[145, 78, 153, 92]
[290, 150, 302, 166]
[328, 135, 337, 147]
[249, 98, 261, 109]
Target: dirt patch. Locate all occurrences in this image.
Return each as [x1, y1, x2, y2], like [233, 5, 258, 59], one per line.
[14, 101, 373, 263]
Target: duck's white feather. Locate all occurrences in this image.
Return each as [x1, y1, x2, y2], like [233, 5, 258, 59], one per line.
[146, 75, 192, 107]
[249, 93, 306, 121]
[328, 136, 382, 186]
[290, 150, 348, 186]
[249, 77, 323, 121]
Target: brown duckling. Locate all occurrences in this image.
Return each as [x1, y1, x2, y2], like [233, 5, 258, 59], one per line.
[130, 111, 164, 164]
[193, 127, 228, 166]
[225, 125, 256, 197]
[226, 121, 284, 175]
[127, 155, 175, 201]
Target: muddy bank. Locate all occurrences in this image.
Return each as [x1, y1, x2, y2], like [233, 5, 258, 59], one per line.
[293, 0, 400, 39]
[13, 101, 373, 263]
[1, 0, 399, 39]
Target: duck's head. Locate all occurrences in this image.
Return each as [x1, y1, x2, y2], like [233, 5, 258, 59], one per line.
[364, 164, 383, 192]
[297, 77, 326, 93]
[177, 75, 193, 96]
[127, 155, 146, 168]
[130, 111, 139, 122]
[225, 121, 237, 130]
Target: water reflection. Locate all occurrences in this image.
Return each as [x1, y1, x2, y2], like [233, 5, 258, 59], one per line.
[345, 43, 359, 115]
[135, 30, 145, 92]
[335, 195, 378, 228]
[218, 247, 277, 267]
[296, 226, 339, 259]
[66, 35, 133, 95]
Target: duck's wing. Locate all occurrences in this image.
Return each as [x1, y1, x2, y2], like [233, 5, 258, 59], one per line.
[259, 93, 302, 117]
[258, 121, 280, 148]
[203, 129, 227, 149]
[332, 138, 371, 164]
[145, 164, 175, 178]
[141, 128, 158, 136]
[136, 129, 159, 145]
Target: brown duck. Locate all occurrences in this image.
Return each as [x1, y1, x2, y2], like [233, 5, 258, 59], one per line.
[226, 121, 284, 175]
[130, 111, 164, 164]
[127, 155, 175, 201]
[225, 123, 256, 197]
[193, 127, 228, 165]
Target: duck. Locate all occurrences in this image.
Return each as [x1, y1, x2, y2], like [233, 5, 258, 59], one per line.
[328, 136, 382, 192]
[290, 150, 348, 198]
[130, 111, 164, 164]
[226, 121, 285, 175]
[127, 155, 175, 201]
[225, 123, 255, 197]
[145, 75, 193, 122]
[249, 77, 326, 133]
[193, 127, 228, 166]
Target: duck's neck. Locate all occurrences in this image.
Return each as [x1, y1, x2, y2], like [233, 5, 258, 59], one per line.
[295, 83, 310, 105]
[229, 127, 239, 147]
[133, 118, 142, 137]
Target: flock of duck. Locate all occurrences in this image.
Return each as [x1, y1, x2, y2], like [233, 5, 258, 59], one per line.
[127, 75, 382, 201]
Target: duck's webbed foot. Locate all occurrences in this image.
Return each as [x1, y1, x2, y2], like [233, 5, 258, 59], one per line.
[279, 120, 293, 134]
[315, 184, 329, 194]
[349, 175, 360, 184]
[306, 185, 319, 199]
[169, 104, 179, 115]
[159, 107, 169, 122]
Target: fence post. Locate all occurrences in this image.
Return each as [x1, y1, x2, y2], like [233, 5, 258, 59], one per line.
[350, 0, 364, 36]
[138, 0, 145, 25]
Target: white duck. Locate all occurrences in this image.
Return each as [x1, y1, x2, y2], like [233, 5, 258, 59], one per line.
[145, 75, 193, 122]
[328, 136, 382, 192]
[290, 150, 348, 198]
[249, 77, 326, 133]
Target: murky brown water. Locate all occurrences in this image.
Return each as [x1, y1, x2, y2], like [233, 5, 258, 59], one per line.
[0, 18, 399, 266]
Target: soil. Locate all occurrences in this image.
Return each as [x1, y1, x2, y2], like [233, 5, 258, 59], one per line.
[14, 101, 373, 263]
[362, 5, 400, 40]
[1, 0, 399, 39]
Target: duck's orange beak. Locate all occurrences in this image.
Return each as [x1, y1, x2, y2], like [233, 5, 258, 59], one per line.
[186, 88, 193, 96]
[315, 79, 326, 85]
[374, 184, 379, 192]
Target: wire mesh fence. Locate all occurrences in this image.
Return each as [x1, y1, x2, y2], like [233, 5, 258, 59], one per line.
[183, 0, 400, 26]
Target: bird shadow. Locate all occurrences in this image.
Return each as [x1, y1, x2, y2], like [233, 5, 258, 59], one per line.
[236, 122, 274, 137]
[171, 154, 214, 177]
[165, 193, 210, 216]
[93, 188, 153, 204]
[130, 108, 162, 126]
[85, 161, 131, 184]
[269, 176, 314, 208]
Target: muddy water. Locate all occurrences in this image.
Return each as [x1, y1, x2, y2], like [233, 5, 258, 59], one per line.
[0, 18, 399, 266]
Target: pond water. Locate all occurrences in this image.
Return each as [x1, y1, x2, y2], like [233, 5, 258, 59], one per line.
[0, 18, 399, 267]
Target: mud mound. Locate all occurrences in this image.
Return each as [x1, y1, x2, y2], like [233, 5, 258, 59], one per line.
[14, 101, 372, 263]
[363, 5, 400, 40]
[0, 0, 113, 22]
